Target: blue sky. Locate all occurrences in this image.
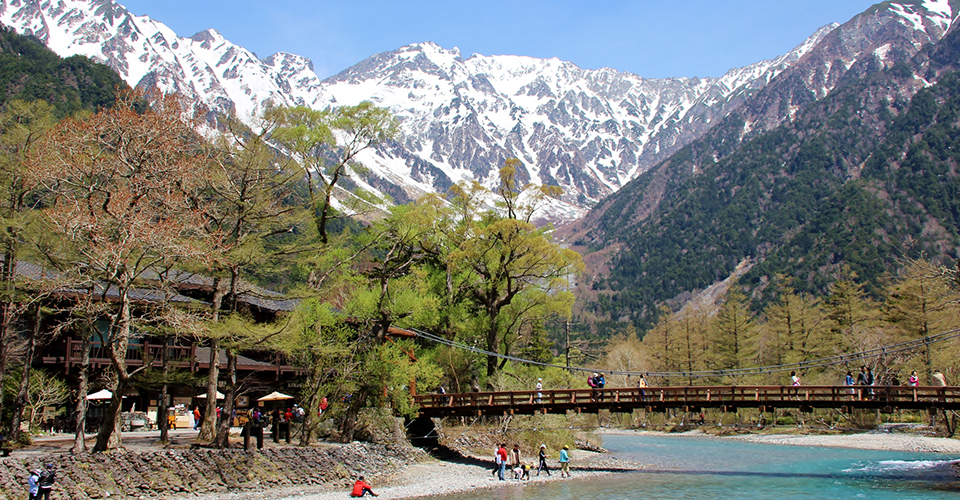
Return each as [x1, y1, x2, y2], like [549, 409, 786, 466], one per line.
[118, 0, 877, 79]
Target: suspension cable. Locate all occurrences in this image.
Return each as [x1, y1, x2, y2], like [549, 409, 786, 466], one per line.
[410, 327, 960, 379]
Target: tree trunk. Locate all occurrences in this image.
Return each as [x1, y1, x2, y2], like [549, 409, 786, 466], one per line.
[93, 295, 132, 452]
[298, 362, 326, 447]
[158, 334, 170, 443]
[72, 330, 91, 454]
[213, 349, 237, 448]
[486, 308, 499, 378]
[0, 243, 17, 435]
[93, 380, 124, 452]
[9, 305, 41, 442]
[199, 277, 225, 442]
[0, 300, 12, 434]
[338, 389, 366, 443]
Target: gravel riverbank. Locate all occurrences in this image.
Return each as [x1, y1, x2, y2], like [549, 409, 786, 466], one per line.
[9, 427, 955, 500]
[726, 431, 960, 453]
[210, 429, 960, 500]
[200, 447, 640, 500]
[602, 427, 960, 453]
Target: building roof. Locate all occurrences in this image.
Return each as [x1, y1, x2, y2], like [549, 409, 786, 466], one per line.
[193, 347, 275, 370]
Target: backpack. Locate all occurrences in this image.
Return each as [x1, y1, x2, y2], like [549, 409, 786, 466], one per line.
[587, 376, 596, 388]
[39, 469, 55, 488]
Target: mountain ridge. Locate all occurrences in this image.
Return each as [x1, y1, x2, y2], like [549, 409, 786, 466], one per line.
[0, 0, 906, 221]
[566, 4, 960, 333]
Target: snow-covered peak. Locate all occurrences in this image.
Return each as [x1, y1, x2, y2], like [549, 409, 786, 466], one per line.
[264, 51, 315, 73]
[882, 0, 953, 35]
[1, 0, 954, 223]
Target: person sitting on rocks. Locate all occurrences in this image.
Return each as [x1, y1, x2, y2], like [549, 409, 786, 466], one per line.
[351, 476, 378, 497]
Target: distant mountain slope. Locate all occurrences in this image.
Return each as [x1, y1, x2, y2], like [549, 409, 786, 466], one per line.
[3, 0, 952, 221]
[570, 8, 960, 331]
[0, 24, 126, 115]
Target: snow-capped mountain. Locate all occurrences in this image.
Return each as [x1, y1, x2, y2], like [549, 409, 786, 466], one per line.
[0, 0, 955, 222]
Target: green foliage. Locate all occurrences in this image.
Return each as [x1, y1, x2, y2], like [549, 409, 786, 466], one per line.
[587, 40, 960, 333]
[0, 25, 127, 117]
[2, 368, 70, 430]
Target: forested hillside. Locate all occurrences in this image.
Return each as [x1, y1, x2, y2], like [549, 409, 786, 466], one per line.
[0, 25, 126, 115]
[575, 17, 960, 333]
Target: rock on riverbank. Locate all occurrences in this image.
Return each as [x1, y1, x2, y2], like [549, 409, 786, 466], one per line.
[0, 442, 424, 500]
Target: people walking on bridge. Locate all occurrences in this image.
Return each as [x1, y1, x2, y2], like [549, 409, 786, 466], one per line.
[536, 378, 543, 403]
[856, 366, 868, 400]
[909, 370, 919, 386]
[866, 367, 875, 399]
[637, 374, 648, 402]
[559, 445, 571, 478]
[845, 371, 855, 399]
[537, 444, 550, 476]
[596, 373, 606, 402]
[588, 373, 598, 401]
[933, 370, 947, 386]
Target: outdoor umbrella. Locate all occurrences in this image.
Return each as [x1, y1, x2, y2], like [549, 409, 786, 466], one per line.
[86, 389, 113, 400]
[197, 391, 225, 399]
[257, 391, 294, 402]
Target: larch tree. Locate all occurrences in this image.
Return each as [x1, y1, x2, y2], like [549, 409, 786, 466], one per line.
[268, 102, 399, 245]
[676, 306, 711, 386]
[760, 278, 830, 382]
[0, 99, 54, 435]
[884, 259, 960, 382]
[710, 286, 758, 382]
[443, 161, 583, 379]
[642, 306, 681, 385]
[825, 271, 885, 375]
[28, 92, 214, 451]
[193, 112, 308, 445]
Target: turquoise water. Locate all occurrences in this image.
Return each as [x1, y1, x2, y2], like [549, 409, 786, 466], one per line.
[433, 434, 960, 499]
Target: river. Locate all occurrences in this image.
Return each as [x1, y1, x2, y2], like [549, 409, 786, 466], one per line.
[427, 433, 960, 499]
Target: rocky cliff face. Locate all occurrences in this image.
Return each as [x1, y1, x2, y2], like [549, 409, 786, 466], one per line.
[0, 0, 954, 222]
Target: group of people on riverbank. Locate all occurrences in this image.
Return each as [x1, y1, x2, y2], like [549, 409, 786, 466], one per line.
[491, 443, 571, 480]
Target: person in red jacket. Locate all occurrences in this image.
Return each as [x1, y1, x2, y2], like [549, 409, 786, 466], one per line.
[351, 476, 378, 497]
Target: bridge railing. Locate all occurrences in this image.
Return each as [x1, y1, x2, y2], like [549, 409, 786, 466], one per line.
[414, 385, 960, 410]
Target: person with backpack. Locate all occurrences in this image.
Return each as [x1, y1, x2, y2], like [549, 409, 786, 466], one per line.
[37, 464, 55, 500]
[588, 373, 598, 401]
[596, 373, 606, 402]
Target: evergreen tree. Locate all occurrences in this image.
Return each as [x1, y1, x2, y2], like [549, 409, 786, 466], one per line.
[710, 286, 757, 380]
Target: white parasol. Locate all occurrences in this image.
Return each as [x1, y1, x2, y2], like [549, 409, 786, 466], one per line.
[197, 391, 225, 399]
[257, 391, 294, 402]
[86, 389, 114, 400]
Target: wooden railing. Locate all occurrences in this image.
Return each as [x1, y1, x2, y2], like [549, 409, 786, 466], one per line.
[413, 385, 960, 417]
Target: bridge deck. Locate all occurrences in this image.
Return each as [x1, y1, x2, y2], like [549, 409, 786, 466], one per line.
[413, 385, 960, 418]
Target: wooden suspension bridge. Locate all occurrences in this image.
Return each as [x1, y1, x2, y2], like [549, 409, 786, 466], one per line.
[412, 385, 960, 418]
